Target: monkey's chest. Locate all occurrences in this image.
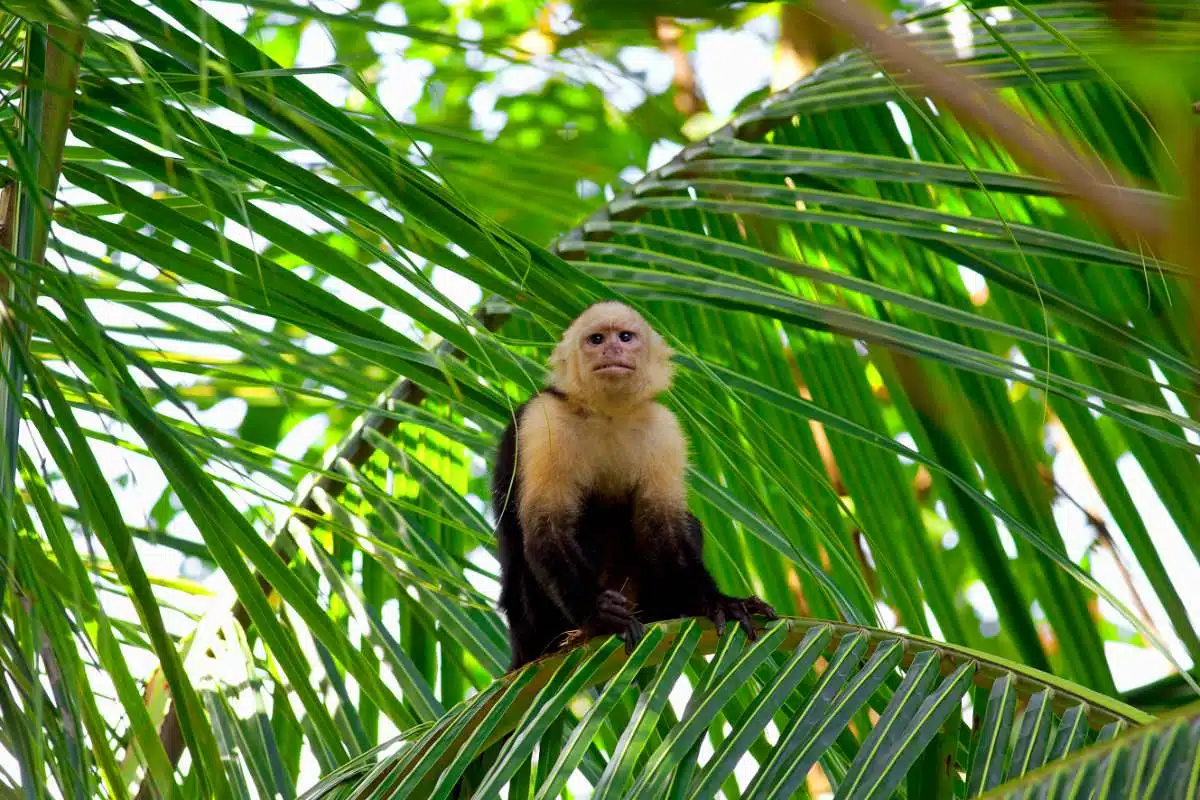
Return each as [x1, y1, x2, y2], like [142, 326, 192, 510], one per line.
[574, 421, 654, 495]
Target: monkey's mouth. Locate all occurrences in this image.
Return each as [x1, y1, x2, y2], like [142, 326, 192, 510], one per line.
[594, 363, 634, 375]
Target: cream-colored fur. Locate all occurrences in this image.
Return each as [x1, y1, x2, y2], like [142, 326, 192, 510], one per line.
[516, 396, 687, 527]
[517, 302, 687, 529]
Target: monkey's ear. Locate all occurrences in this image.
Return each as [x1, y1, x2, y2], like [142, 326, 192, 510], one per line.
[651, 331, 675, 365]
[643, 332, 675, 397]
[548, 336, 570, 370]
[548, 334, 575, 389]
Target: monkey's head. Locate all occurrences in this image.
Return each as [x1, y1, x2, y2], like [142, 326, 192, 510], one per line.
[549, 301, 674, 408]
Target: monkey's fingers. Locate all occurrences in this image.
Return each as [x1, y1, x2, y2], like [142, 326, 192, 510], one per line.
[710, 604, 727, 637]
[729, 601, 757, 641]
[594, 612, 629, 635]
[744, 597, 778, 620]
[622, 619, 645, 654]
[599, 588, 629, 604]
[597, 589, 634, 616]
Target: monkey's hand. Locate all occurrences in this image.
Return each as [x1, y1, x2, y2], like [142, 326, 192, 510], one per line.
[585, 589, 645, 654]
[708, 594, 779, 641]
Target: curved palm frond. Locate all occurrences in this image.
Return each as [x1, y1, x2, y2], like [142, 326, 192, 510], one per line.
[981, 699, 1200, 800]
[1, 0, 1199, 797]
[299, 619, 1153, 799]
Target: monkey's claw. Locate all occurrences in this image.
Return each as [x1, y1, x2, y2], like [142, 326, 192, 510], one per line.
[591, 589, 644, 654]
[709, 595, 778, 641]
[621, 618, 645, 654]
[743, 596, 779, 620]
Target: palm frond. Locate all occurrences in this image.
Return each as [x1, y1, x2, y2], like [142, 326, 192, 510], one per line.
[981, 699, 1200, 799]
[2, 0, 1199, 797]
[302, 619, 1153, 799]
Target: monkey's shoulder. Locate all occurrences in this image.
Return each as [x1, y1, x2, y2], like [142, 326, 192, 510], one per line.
[515, 393, 684, 494]
[518, 393, 680, 442]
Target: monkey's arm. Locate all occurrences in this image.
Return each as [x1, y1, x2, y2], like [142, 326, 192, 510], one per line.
[634, 409, 777, 638]
[520, 503, 594, 622]
[634, 503, 777, 639]
[688, 513, 778, 632]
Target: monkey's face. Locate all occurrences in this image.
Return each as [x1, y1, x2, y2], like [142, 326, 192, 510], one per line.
[550, 302, 674, 405]
[581, 322, 643, 383]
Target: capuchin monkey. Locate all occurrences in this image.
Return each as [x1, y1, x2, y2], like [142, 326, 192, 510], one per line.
[492, 301, 777, 671]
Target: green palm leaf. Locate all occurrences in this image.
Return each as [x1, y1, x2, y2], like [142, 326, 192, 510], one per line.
[981, 700, 1200, 799]
[299, 619, 1153, 799]
[2, 0, 1199, 797]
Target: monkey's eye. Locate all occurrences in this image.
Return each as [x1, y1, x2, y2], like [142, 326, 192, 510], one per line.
[587, 333, 604, 345]
[618, 331, 635, 343]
